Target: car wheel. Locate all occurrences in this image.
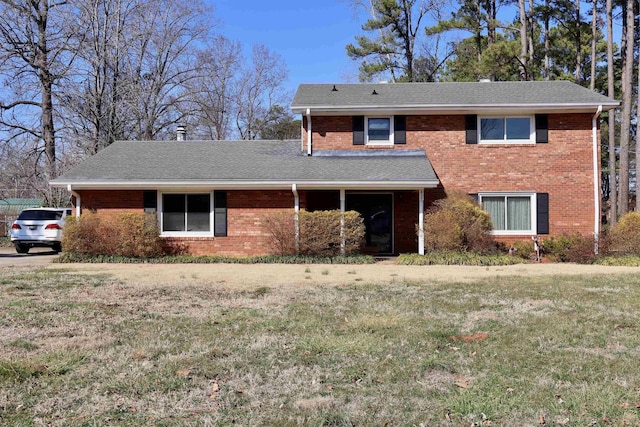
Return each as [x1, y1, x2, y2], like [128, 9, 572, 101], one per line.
[52, 243, 62, 253]
[15, 244, 29, 254]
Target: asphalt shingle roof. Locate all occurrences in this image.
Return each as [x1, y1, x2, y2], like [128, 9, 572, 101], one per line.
[291, 81, 618, 111]
[52, 140, 438, 187]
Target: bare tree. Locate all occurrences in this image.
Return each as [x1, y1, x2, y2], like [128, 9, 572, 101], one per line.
[120, 0, 211, 140]
[0, 0, 80, 185]
[188, 36, 242, 140]
[234, 45, 289, 140]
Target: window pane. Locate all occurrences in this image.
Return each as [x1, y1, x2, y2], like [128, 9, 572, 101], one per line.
[163, 194, 185, 231]
[187, 194, 210, 232]
[507, 197, 531, 230]
[480, 118, 504, 140]
[506, 118, 530, 140]
[483, 197, 505, 230]
[368, 118, 390, 141]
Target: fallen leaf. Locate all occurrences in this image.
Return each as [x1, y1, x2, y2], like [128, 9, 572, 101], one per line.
[506, 387, 514, 393]
[175, 369, 190, 377]
[453, 374, 469, 389]
[444, 408, 451, 422]
[211, 382, 220, 392]
[538, 414, 546, 425]
[635, 402, 640, 409]
[209, 393, 217, 400]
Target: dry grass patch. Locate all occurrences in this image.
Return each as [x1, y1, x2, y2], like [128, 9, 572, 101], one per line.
[1, 267, 640, 425]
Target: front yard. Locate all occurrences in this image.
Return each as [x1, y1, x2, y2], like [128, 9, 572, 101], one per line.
[1, 264, 640, 425]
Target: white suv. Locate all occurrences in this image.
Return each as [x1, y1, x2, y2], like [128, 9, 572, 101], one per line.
[10, 208, 72, 254]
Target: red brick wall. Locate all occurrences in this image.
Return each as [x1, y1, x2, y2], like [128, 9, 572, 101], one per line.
[75, 189, 295, 257]
[306, 113, 598, 239]
[78, 190, 145, 214]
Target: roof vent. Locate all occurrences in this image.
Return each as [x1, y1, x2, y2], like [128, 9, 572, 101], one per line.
[372, 89, 378, 95]
[331, 85, 338, 92]
[176, 125, 186, 141]
[478, 79, 491, 83]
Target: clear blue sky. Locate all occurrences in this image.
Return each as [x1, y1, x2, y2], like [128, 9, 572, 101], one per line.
[210, 0, 362, 93]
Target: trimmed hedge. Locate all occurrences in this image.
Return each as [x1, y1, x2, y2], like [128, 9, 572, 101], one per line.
[262, 210, 365, 256]
[56, 253, 376, 264]
[397, 252, 525, 266]
[421, 192, 495, 254]
[62, 212, 163, 258]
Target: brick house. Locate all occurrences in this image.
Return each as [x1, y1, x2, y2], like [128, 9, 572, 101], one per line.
[51, 81, 617, 256]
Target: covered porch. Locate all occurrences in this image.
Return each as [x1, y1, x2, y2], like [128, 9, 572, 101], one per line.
[298, 187, 444, 256]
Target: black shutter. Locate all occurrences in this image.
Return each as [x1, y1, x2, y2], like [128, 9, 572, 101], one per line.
[537, 193, 549, 234]
[465, 115, 478, 144]
[394, 115, 406, 144]
[535, 114, 548, 143]
[214, 191, 227, 237]
[353, 116, 364, 145]
[143, 190, 157, 213]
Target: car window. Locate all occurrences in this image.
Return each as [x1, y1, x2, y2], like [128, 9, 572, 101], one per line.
[17, 210, 63, 220]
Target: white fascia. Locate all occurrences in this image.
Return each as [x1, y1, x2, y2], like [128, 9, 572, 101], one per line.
[291, 102, 619, 115]
[51, 180, 441, 190]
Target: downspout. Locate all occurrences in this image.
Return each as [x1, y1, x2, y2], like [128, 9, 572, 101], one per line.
[292, 184, 299, 254]
[306, 108, 312, 156]
[67, 185, 81, 217]
[418, 189, 425, 255]
[592, 105, 602, 254]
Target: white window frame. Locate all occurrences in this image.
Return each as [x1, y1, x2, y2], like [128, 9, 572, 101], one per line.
[365, 116, 394, 146]
[478, 116, 535, 145]
[478, 192, 537, 236]
[159, 191, 214, 237]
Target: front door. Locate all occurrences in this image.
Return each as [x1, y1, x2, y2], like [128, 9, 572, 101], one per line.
[346, 193, 393, 255]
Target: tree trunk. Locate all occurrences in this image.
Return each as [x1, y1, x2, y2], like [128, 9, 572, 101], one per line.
[606, 0, 617, 224]
[574, 0, 582, 84]
[618, 0, 634, 215]
[519, 0, 528, 80]
[590, 0, 597, 90]
[636, 51, 640, 211]
[544, 0, 550, 80]
[37, 0, 56, 179]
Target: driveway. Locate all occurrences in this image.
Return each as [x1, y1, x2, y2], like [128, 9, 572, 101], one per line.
[0, 246, 59, 267]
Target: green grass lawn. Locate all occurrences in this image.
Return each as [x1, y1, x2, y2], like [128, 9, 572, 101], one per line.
[1, 267, 640, 426]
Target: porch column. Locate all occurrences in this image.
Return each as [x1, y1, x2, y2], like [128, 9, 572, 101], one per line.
[292, 184, 300, 254]
[418, 188, 425, 255]
[340, 189, 345, 255]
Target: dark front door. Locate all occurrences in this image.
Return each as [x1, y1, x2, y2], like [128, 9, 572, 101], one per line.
[346, 193, 393, 255]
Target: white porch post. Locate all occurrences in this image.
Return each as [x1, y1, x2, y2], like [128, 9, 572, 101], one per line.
[418, 188, 425, 255]
[292, 184, 300, 254]
[340, 189, 345, 255]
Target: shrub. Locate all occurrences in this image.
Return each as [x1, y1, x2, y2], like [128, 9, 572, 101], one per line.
[261, 210, 296, 255]
[607, 212, 640, 255]
[543, 233, 595, 263]
[62, 212, 163, 258]
[508, 240, 535, 260]
[397, 252, 524, 266]
[422, 192, 495, 254]
[262, 210, 365, 256]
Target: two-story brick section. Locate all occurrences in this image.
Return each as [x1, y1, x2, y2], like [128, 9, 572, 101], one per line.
[51, 81, 618, 256]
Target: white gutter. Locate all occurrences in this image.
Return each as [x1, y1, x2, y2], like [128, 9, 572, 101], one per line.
[592, 105, 602, 254]
[292, 184, 299, 254]
[50, 180, 440, 190]
[306, 108, 312, 156]
[67, 185, 81, 217]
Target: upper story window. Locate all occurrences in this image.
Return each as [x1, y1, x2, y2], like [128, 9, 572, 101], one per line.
[366, 117, 394, 145]
[479, 116, 534, 144]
